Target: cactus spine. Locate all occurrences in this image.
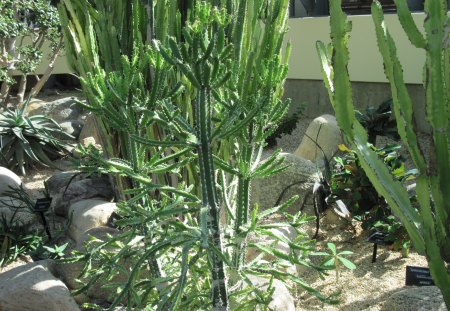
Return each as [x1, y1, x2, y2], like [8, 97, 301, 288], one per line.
[317, 0, 450, 307]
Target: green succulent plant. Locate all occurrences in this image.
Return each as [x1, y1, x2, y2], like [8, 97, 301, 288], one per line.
[317, 0, 450, 306]
[58, 0, 342, 309]
[355, 99, 400, 145]
[0, 102, 73, 175]
[313, 242, 356, 283]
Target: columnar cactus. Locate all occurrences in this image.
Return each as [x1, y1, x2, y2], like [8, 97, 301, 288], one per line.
[60, 1, 332, 309]
[317, 0, 450, 307]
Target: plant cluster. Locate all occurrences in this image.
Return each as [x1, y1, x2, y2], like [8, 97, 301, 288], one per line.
[313, 242, 355, 283]
[355, 99, 400, 145]
[59, 0, 342, 309]
[317, 0, 449, 307]
[0, 100, 73, 175]
[329, 143, 415, 255]
[0, 0, 63, 105]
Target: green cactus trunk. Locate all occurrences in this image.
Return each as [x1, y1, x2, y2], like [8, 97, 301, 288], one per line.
[196, 87, 229, 309]
[317, 0, 450, 307]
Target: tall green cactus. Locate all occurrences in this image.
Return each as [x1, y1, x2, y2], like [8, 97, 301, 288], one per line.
[317, 0, 450, 307]
[59, 1, 334, 309]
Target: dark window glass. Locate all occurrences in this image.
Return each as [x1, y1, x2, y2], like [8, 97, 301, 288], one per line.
[289, 0, 425, 18]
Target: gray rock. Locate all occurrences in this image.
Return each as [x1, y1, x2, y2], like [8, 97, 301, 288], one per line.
[0, 261, 81, 311]
[0, 196, 36, 226]
[382, 286, 446, 311]
[293, 114, 343, 167]
[247, 225, 297, 262]
[75, 226, 121, 251]
[0, 167, 21, 196]
[67, 199, 117, 242]
[52, 175, 114, 217]
[246, 225, 301, 276]
[56, 226, 125, 303]
[251, 153, 319, 215]
[45, 171, 86, 197]
[27, 97, 84, 123]
[59, 120, 84, 140]
[231, 275, 295, 311]
[78, 113, 102, 145]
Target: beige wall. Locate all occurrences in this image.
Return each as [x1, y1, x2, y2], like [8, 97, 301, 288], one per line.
[41, 12, 431, 83]
[285, 13, 427, 84]
[35, 42, 72, 75]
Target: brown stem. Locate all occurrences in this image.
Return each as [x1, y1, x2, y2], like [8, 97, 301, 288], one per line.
[17, 75, 27, 105]
[29, 38, 64, 98]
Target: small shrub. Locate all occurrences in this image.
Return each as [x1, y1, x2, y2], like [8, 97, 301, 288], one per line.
[0, 0, 63, 105]
[313, 242, 356, 283]
[0, 185, 70, 266]
[265, 106, 304, 147]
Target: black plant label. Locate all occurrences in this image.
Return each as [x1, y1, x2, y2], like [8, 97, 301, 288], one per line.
[405, 266, 435, 286]
[34, 198, 52, 212]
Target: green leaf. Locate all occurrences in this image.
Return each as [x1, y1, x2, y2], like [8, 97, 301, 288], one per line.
[338, 257, 356, 270]
[327, 243, 337, 254]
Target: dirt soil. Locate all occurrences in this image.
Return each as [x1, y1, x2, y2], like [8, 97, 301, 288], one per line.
[295, 218, 428, 310]
[1, 95, 434, 310]
[17, 163, 431, 311]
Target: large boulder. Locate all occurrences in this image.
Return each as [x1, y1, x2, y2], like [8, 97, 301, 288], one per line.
[0, 261, 81, 311]
[67, 199, 117, 242]
[58, 120, 84, 140]
[246, 226, 296, 262]
[382, 286, 446, 311]
[52, 175, 114, 217]
[294, 114, 343, 167]
[246, 225, 300, 276]
[0, 167, 21, 196]
[45, 171, 86, 196]
[75, 226, 121, 250]
[0, 196, 36, 226]
[26, 97, 84, 123]
[251, 153, 319, 215]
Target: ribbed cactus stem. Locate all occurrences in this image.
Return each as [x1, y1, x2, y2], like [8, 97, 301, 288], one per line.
[317, 0, 450, 307]
[232, 145, 253, 273]
[196, 87, 229, 310]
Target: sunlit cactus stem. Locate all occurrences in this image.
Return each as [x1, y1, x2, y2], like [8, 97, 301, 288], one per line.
[317, 0, 450, 307]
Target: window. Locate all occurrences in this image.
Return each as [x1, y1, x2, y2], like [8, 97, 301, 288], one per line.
[289, 0, 425, 18]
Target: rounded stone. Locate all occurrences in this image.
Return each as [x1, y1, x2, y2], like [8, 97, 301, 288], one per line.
[0, 167, 22, 196]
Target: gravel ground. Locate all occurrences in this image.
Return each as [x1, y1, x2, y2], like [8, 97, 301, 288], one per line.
[295, 220, 428, 311]
[22, 166, 60, 199]
[3, 108, 435, 310]
[266, 116, 433, 310]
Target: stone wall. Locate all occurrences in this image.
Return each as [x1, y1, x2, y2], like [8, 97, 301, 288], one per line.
[283, 79, 430, 133]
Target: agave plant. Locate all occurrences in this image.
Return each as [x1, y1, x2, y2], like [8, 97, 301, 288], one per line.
[0, 101, 72, 175]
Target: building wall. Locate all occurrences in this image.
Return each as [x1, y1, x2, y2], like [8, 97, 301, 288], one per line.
[283, 79, 429, 133]
[283, 12, 433, 133]
[35, 12, 435, 132]
[285, 13, 426, 83]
